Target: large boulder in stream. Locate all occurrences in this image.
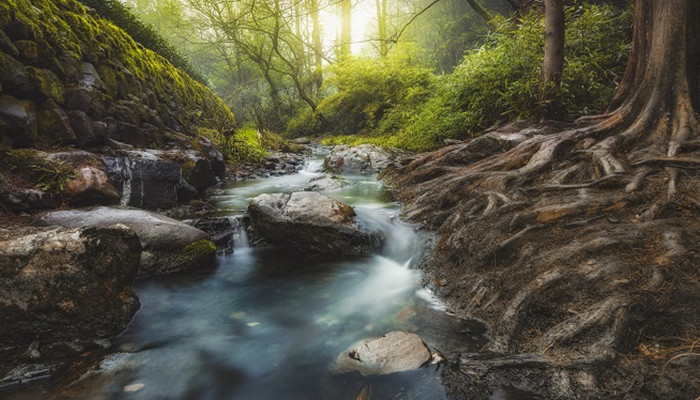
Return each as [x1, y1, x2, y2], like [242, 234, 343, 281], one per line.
[0, 225, 141, 386]
[37, 206, 216, 277]
[248, 192, 379, 257]
[324, 145, 405, 174]
[332, 331, 432, 376]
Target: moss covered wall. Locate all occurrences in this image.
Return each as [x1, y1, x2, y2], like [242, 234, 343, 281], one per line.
[0, 0, 235, 150]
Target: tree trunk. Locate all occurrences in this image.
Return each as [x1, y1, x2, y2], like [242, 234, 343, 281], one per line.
[309, 0, 323, 88]
[606, 0, 700, 148]
[380, 1, 700, 398]
[540, 0, 564, 120]
[340, 0, 352, 59]
[465, 0, 499, 29]
[375, 0, 388, 58]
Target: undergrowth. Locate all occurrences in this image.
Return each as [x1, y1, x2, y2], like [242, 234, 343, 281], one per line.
[291, 3, 632, 153]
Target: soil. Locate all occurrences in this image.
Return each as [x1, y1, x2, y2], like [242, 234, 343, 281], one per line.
[383, 121, 700, 399]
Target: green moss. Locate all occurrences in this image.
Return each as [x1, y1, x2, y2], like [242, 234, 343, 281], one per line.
[5, 0, 236, 141]
[183, 239, 216, 262]
[26, 67, 65, 104]
[1, 149, 76, 193]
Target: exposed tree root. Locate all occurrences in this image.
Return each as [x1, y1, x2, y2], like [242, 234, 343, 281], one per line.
[383, 113, 700, 398]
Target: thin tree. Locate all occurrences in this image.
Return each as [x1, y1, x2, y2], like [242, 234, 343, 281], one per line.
[540, 0, 564, 120]
[339, 0, 352, 59]
[309, 0, 323, 87]
[375, 0, 388, 58]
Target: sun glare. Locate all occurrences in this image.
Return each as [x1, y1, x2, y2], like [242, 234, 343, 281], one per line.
[318, 1, 374, 56]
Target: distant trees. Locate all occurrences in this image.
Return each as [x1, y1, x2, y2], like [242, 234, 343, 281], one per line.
[122, 0, 630, 135]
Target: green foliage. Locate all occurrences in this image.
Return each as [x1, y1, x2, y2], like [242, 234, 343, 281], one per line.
[77, 0, 206, 84]
[288, 51, 435, 138]
[402, 3, 632, 149]
[1, 150, 76, 193]
[306, 3, 632, 153]
[200, 126, 270, 163]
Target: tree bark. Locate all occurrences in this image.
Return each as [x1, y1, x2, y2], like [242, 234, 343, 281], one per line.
[381, 4, 700, 398]
[465, 0, 499, 29]
[340, 0, 352, 59]
[540, 0, 564, 120]
[375, 0, 388, 58]
[309, 0, 323, 88]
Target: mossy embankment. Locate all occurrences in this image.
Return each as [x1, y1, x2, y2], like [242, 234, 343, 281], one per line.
[0, 0, 235, 150]
[0, 0, 245, 212]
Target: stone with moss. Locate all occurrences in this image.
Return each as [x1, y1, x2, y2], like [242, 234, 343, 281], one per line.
[0, 95, 37, 146]
[38, 206, 214, 277]
[184, 239, 216, 263]
[1, 0, 236, 150]
[12, 39, 37, 61]
[0, 51, 34, 96]
[26, 66, 65, 103]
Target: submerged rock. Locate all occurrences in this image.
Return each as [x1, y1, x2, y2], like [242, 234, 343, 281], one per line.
[37, 206, 215, 277]
[0, 225, 141, 385]
[332, 331, 432, 376]
[248, 191, 378, 257]
[304, 174, 347, 192]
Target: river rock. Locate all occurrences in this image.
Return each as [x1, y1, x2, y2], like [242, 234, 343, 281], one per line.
[37, 206, 216, 277]
[304, 174, 347, 192]
[0, 225, 141, 385]
[248, 192, 378, 257]
[332, 331, 432, 376]
[324, 145, 402, 174]
[64, 165, 121, 205]
[0, 94, 37, 146]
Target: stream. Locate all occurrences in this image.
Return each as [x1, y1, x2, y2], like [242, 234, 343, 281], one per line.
[8, 152, 487, 400]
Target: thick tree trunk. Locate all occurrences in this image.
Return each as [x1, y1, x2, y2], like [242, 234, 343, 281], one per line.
[540, 0, 564, 120]
[382, 1, 700, 398]
[605, 0, 700, 154]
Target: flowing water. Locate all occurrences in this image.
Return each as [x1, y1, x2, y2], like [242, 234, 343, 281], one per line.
[7, 152, 487, 400]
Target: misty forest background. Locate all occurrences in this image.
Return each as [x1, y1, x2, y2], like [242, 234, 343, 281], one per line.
[83, 0, 632, 159]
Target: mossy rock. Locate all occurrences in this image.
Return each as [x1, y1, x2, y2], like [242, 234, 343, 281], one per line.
[2, 0, 236, 153]
[26, 66, 65, 104]
[0, 148, 75, 194]
[0, 51, 34, 96]
[0, 95, 38, 146]
[183, 239, 217, 264]
[37, 99, 76, 145]
[13, 39, 37, 62]
[0, 31, 19, 57]
[97, 65, 119, 97]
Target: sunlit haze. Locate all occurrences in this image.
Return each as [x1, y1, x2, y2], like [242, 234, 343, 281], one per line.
[318, 0, 375, 56]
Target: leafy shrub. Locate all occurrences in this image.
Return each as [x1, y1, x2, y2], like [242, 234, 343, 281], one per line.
[307, 3, 632, 152]
[402, 3, 632, 149]
[287, 50, 435, 138]
[77, 0, 206, 84]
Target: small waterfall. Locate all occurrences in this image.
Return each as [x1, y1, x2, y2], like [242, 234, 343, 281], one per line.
[230, 217, 250, 249]
[304, 158, 324, 173]
[120, 163, 133, 206]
